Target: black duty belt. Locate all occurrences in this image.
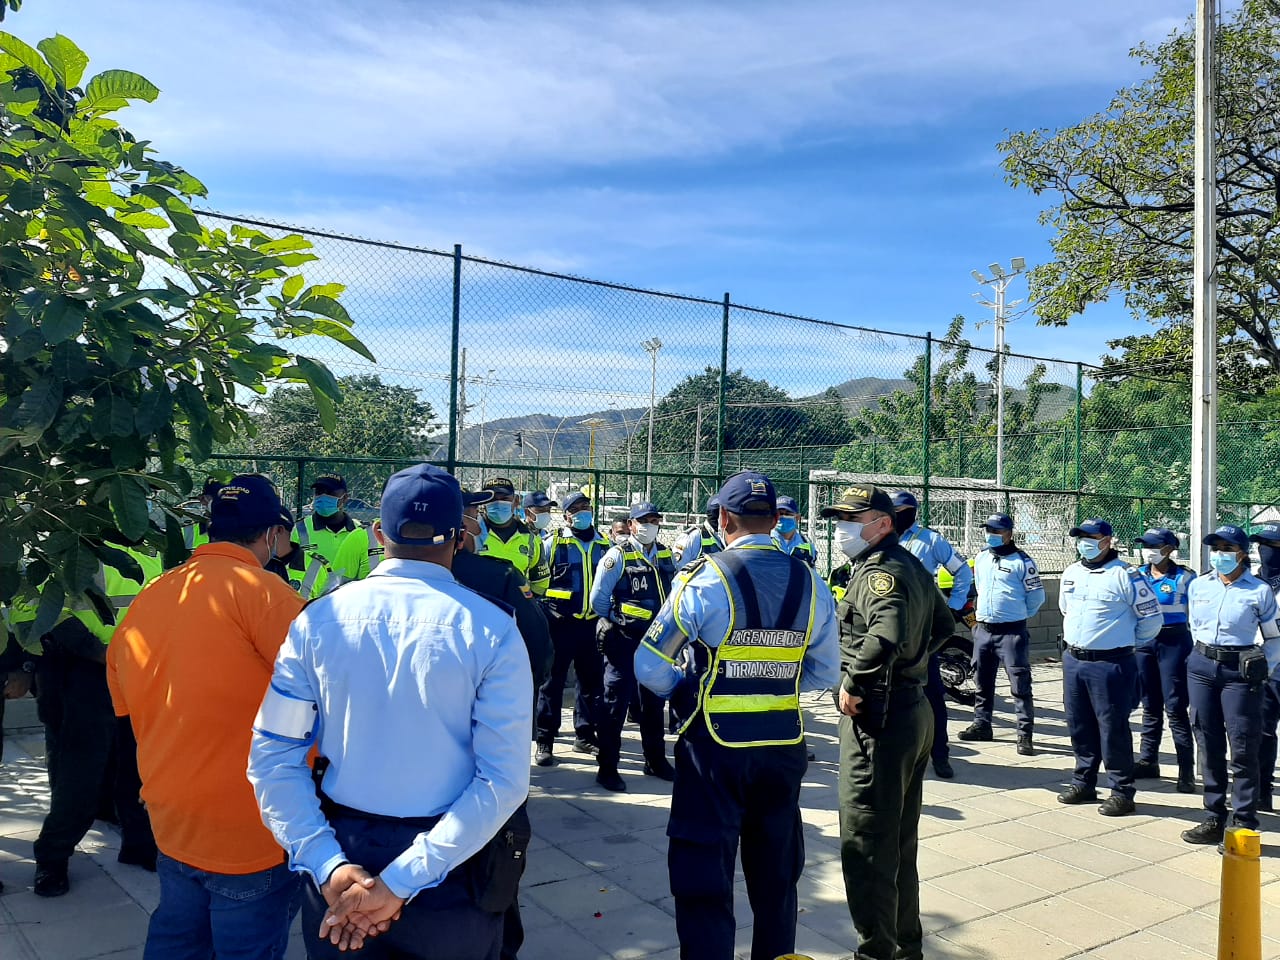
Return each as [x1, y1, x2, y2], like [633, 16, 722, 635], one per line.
[1194, 642, 1253, 664]
[320, 793, 443, 830]
[1067, 646, 1134, 662]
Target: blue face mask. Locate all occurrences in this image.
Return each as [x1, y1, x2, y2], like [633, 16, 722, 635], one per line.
[485, 501, 514, 525]
[1209, 550, 1241, 576]
[986, 533, 1004, 548]
[471, 515, 489, 551]
[570, 510, 594, 531]
[776, 516, 797, 535]
[1076, 538, 1102, 560]
[313, 494, 340, 517]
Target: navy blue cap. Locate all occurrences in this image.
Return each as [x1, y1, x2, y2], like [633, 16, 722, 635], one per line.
[461, 489, 495, 507]
[705, 496, 720, 515]
[982, 513, 1013, 532]
[1135, 528, 1178, 548]
[1069, 518, 1113, 538]
[1204, 524, 1249, 551]
[201, 477, 223, 499]
[482, 476, 516, 497]
[380, 464, 462, 545]
[629, 501, 661, 520]
[892, 491, 919, 510]
[777, 496, 799, 515]
[717, 471, 777, 516]
[563, 490, 591, 512]
[311, 474, 347, 494]
[209, 474, 294, 538]
[522, 491, 557, 509]
[1249, 523, 1280, 543]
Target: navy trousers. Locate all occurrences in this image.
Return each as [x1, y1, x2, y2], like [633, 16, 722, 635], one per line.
[1062, 650, 1138, 799]
[923, 654, 949, 765]
[1187, 650, 1264, 828]
[1135, 625, 1194, 770]
[1259, 679, 1279, 805]
[597, 626, 666, 773]
[535, 616, 603, 745]
[972, 624, 1034, 737]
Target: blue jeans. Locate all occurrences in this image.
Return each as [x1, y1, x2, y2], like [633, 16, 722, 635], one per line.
[145, 853, 298, 960]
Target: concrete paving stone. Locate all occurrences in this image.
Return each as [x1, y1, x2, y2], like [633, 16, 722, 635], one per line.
[1018, 808, 1120, 840]
[1115, 863, 1220, 909]
[560, 832, 668, 874]
[919, 932, 988, 959]
[916, 843, 972, 882]
[918, 883, 993, 934]
[793, 899, 855, 945]
[962, 790, 1052, 820]
[1146, 910, 1226, 956]
[934, 912, 1076, 960]
[991, 852, 1101, 895]
[523, 845, 598, 887]
[598, 854, 671, 903]
[522, 872, 645, 926]
[1040, 838, 1150, 878]
[574, 899, 682, 958]
[1060, 878, 1192, 928]
[919, 829, 1023, 867]
[756, 920, 854, 960]
[1100, 823, 1194, 862]
[1161, 849, 1231, 885]
[19, 901, 150, 960]
[516, 896, 561, 932]
[798, 857, 848, 900]
[1085, 930, 1213, 959]
[528, 805, 619, 847]
[2, 865, 136, 925]
[651, 884, 753, 929]
[966, 820, 1071, 854]
[1006, 894, 1136, 950]
[930, 864, 1053, 912]
[517, 920, 620, 960]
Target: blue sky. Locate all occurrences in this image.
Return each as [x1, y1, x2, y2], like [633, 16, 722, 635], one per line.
[10, 0, 1218, 409]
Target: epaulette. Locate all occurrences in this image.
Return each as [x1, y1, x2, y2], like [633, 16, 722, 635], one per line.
[679, 555, 710, 579]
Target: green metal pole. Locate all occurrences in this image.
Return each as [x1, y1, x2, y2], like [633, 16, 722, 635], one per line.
[1074, 362, 1084, 490]
[922, 333, 933, 526]
[295, 459, 306, 514]
[446, 243, 463, 473]
[715, 292, 730, 483]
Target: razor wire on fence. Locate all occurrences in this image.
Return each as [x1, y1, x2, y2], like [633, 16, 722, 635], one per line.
[190, 210, 1280, 575]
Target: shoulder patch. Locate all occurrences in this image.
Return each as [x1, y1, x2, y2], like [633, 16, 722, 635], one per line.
[602, 553, 617, 570]
[867, 570, 896, 597]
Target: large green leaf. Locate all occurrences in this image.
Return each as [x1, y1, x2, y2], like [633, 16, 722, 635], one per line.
[294, 356, 341, 401]
[107, 474, 150, 540]
[281, 274, 304, 300]
[15, 379, 63, 434]
[41, 295, 87, 345]
[60, 538, 100, 594]
[24, 581, 65, 647]
[310, 318, 375, 362]
[37, 34, 88, 88]
[296, 293, 353, 327]
[80, 69, 159, 112]
[0, 29, 57, 92]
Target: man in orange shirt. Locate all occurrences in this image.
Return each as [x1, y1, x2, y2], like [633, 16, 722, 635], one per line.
[108, 475, 304, 960]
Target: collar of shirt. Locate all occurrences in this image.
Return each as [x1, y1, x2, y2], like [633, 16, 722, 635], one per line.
[193, 541, 264, 568]
[366, 556, 458, 586]
[724, 533, 778, 551]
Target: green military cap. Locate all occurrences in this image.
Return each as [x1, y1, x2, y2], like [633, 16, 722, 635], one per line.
[820, 483, 895, 517]
[481, 476, 516, 496]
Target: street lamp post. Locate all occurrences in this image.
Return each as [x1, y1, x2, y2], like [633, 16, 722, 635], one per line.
[642, 337, 663, 499]
[579, 417, 608, 505]
[972, 259, 1026, 488]
[476, 367, 496, 470]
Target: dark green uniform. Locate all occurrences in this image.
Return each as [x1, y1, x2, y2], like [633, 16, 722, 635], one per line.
[837, 534, 952, 960]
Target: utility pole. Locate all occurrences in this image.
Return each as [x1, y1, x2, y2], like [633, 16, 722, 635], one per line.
[1190, 0, 1217, 565]
[972, 259, 1026, 488]
[642, 337, 663, 499]
[457, 347, 468, 460]
[692, 403, 704, 512]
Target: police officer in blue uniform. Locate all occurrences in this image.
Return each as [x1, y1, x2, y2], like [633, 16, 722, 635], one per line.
[1180, 525, 1280, 844]
[635, 471, 839, 960]
[1132, 528, 1197, 792]
[671, 496, 723, 571]
[892, 491, 972, 779]
[1249, 521, 1280, 812]
[589, 502, 677, 790]
[772, 495, 816, 567]
[960, 513, 1045, 754]
[1058, 518, 1163, 816]
[248, 464, 533, 959]
[535, 491, 609, 767]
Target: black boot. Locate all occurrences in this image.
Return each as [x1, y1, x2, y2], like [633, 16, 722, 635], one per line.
[1181, 817, 1224, 845]
[34, 861, 70, 898]
[1177, 765, 1197, 794]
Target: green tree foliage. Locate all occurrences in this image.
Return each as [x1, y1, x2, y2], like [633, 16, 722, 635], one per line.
[1000, 1, 1280, 384]
[0, 31, 370, 646]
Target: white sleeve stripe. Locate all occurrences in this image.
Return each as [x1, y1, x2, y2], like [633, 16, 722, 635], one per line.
[254, 684, 318, 742]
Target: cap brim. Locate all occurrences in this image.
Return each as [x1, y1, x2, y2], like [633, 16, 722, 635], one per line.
[1067, 527, 1091, 537]
[464, 490, 496, 506]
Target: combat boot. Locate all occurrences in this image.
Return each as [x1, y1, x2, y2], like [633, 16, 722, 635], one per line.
[957, 721, 993, 742]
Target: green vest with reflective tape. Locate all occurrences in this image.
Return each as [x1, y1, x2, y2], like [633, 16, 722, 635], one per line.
[609, 539, 675, 630]
[480, 522, 548, 594]
[693, 547, 816, 748]
[183, 522, 210, 552]
[327, 523, 383, 591]
[290, 514, 358, 598]
[69, 549, 163, 644]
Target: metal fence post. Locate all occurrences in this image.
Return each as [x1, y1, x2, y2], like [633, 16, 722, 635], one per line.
[446, 244, 463, 473]
[294, 458, 306, 513]
[1074, 362, 1084, 491]
[922, 333, 933, 525]
[715, 293, 730, 483]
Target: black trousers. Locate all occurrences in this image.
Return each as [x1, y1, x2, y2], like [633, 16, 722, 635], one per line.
[597, 625, 666, 773]
[1135, 625, 1194, 771]
[972, 624, 1034, 737]
[1062, 649, 1139, 800]
[923, 654, 949, 764]
[535, 616, 603, 745]
[1188, 650, 1263, 827]
[1259, 678, 1280, 804]
[666, 725, 807, 960]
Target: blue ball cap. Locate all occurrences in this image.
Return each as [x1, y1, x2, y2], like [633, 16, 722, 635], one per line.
[562, 490, 591, 513]
[209, 475, 294, 539]
[1203, 524, 1249, 552]
[717, 471, 777, 516]
[310, 473, 347, 494]
[461, 489, 495, 507]
[1068, 518, 1114, 538]
[982, 513, 1013, 532]
[892, 491, 919, 510]
[629, 501, 661, 520]
[1135, 528, 1178, 548]
[776, 495, 799, 515]
[704, 496, 720, 515]
[522, 491, 557, 509]
[1248, 523, 1280, 543]
[380, 464, 463, 545]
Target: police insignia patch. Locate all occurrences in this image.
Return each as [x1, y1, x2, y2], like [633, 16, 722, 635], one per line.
[867, 571, 895, 597]
[603, 554, 616, 570]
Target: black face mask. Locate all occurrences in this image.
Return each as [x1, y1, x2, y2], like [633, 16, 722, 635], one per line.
[893, 508, 917, 535]
[1259, 544, 1280, 572]
[706, 510, 719, 530]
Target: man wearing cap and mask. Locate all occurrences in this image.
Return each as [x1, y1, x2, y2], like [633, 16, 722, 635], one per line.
[636, 471, 838, 960]
[589, 502, 677, 790]
[891, 490, 972, 780]
[107, 475, 304, 957]
[285, 474, 361, 599]
[671, 496, 723, 572]
[772, 495, 816, 567]
[249, 464, 532, 960]
[1058, 518, 1163, 817]
[535, 491, 610, 766]
[1250, 521, 1280, 812]
[1179, 525, 1280, 844]
[960, 513, 1044, 756]
[820, 484, 953, 960]
[1132, 528, 1197, 793]
[478, 477, 550, 596]
[522, 491, 558, 544]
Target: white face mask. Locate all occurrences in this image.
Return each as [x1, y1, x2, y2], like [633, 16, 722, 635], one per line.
[633, 522, 660, 545]
[1141, 548, 1164, 566]
[530, 511, 552, 532]
[834, 520, 870, 560]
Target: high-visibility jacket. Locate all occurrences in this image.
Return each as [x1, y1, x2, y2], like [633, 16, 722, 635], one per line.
[69, 548, 164, 644]
[183, 522, 210, 552]
[328, 523, 383, 589]
[607, 539, 675, 631]
[544, 528, 610, 619]
[480, 522, 550, 595]
[288, 514, 359, 598]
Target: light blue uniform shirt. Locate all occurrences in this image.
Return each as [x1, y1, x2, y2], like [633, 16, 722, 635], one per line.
[1187, 569, 1280, 675]
[589, 539, 664, 621]
[634, 534, 840, 697]
[900, 524, 972, 611]
[672, 522, 722, 572]
[771, 529, 813, 557]
[974, 547, 1045, 624]
[247, 559, 533, 900]
[1059, 557, 1163, 650]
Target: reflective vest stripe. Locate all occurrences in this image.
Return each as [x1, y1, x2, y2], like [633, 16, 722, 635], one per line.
[545, 588, 573, 600]
[703, 694, 800, 713]
[715, 644, 805, 663]
[294, 520, 311, 548]
[366, 526, 381, 572]
[298, 556, 328, 597]
[184, 525, 195, 550]
[619, 602, 653, 620]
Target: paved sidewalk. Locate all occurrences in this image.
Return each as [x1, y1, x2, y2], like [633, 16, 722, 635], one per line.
[2, 664, 1279, 960]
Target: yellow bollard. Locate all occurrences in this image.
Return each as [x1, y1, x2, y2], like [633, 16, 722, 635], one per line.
[1218, 827, 1261, 960]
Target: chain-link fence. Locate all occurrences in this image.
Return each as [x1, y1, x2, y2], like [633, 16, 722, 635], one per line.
[195, 210, 1280, 574]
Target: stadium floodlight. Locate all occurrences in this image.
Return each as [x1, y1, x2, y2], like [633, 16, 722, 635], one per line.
[971, 270, 988, 284]
[972, 259, 1027, 489]
[1011, 256, 1026, 272]
[988, 262, 1006, 278]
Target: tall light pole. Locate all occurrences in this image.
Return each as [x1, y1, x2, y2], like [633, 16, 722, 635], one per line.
[476, 367, 495, 469]
[972, 258, 1026, 488]
[610, 404, 635, 506]
[642, 337, 663, 499]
